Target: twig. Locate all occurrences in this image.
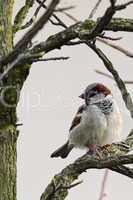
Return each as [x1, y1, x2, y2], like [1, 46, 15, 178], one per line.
[97, 37, 133, 58]
[116, 1, 133, 10]
[89, 0, 103, 19]
[36, 0, 67, 28]
[21, 0, 47, 30]
[55, 6, 75, 12]
[95, 69, 114, 80]
[48, 18, 67, 27]
[54, 4, 78, 23]
[98, 34, 122, 41]
[15, 123, 23, 127]
[61, 11, 79, 23]
[98, 169, 109, 200]
[31, 56, 70, 62]
[95, 69, 133, 84]
[62, 180, 83, 189]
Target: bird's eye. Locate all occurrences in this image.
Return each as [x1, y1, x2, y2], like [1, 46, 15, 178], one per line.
[89, 90, 97, 97]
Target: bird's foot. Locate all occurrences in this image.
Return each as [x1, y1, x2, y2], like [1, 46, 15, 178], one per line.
[100, 144, 112, 154]
[87, 144, 112, 159]
[87, 145, 103, 159]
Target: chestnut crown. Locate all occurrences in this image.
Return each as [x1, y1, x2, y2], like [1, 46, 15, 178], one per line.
[79, 83, 111, 104]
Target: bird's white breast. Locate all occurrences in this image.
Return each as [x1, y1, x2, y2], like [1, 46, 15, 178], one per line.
[69, 98, 122, 149]
[104, 99, 122, 144]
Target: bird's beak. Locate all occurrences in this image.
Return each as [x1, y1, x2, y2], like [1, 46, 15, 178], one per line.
[79, 93, 84, 99]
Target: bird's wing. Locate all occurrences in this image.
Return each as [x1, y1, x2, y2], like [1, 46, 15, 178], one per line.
[69, 104, 86, 131]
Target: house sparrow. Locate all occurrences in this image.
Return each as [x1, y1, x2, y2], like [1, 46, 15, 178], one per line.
[51, 83, 122, 158]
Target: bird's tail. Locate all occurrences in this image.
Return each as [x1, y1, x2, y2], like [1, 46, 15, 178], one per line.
[51, 141, 73, 158]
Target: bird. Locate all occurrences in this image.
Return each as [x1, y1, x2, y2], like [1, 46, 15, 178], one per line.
[51, 83, 122, 158]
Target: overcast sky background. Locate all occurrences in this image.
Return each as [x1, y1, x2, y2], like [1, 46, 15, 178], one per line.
[13, 1, 133, 200]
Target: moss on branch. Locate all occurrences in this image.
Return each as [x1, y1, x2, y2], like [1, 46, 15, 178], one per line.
[31, 17, 133, 56]
[13, 0, 35, 33]
[40, 130, 133, 200]
[106, 18, 133, 31]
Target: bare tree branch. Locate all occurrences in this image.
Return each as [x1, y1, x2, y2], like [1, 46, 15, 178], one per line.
[0, 1, 133, 83]
[89, 0, 103, 19]
[60, 11, 79, 23]
[105, 18, 133, 32]
[0, 0, 60, 76]
[62, 180, 83, 190]
[41, 154, 133, 200]
[0, 16, 133, 82]
[110, 0, 116, 8]
[98, 34, 122, 41]
[55, 6, 75, 12]
[3, 0, 133, 71]
[97, 37, 133, 58]
[31, 56, 70, 62]
[40, 130, 133, 200]
[95, 69, 133, 84]
[20, 0, 47, 30]
[79, 1, 133, 41]
[14, 0, 59, 54]
[110, 165, 133, 178]
[29, 18, 133, 60]
[36, 0, 67, 28]
[115, 0, 133, 10]
[88, 43, 133, 118]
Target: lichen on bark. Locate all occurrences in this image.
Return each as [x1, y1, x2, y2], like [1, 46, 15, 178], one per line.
[0, 1, 31, 200]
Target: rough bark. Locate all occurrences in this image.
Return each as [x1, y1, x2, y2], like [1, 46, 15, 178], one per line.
[0, 1, 30, 199]
[41, 131, 133, 200]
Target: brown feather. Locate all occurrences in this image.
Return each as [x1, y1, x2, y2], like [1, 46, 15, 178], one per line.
[69, 105, 85, 131]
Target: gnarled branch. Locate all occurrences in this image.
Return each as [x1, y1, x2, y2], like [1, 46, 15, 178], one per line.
[1, 16, 133, 80]
[40, 131, 133, 200]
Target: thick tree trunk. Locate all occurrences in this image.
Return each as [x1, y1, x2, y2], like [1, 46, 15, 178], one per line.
[0, 1, 17, 200]
[0, 1, 30, 199]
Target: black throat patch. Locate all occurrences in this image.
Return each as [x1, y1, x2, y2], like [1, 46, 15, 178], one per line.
[94, 99, 113, 114]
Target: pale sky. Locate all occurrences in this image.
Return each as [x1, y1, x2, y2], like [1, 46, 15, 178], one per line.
[13, 1, 133, 200]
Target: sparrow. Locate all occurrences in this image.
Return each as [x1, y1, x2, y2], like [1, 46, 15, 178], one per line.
[51, 83, 122, 158]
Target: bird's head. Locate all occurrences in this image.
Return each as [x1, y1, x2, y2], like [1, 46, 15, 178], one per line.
[79, 83, 111, 105]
